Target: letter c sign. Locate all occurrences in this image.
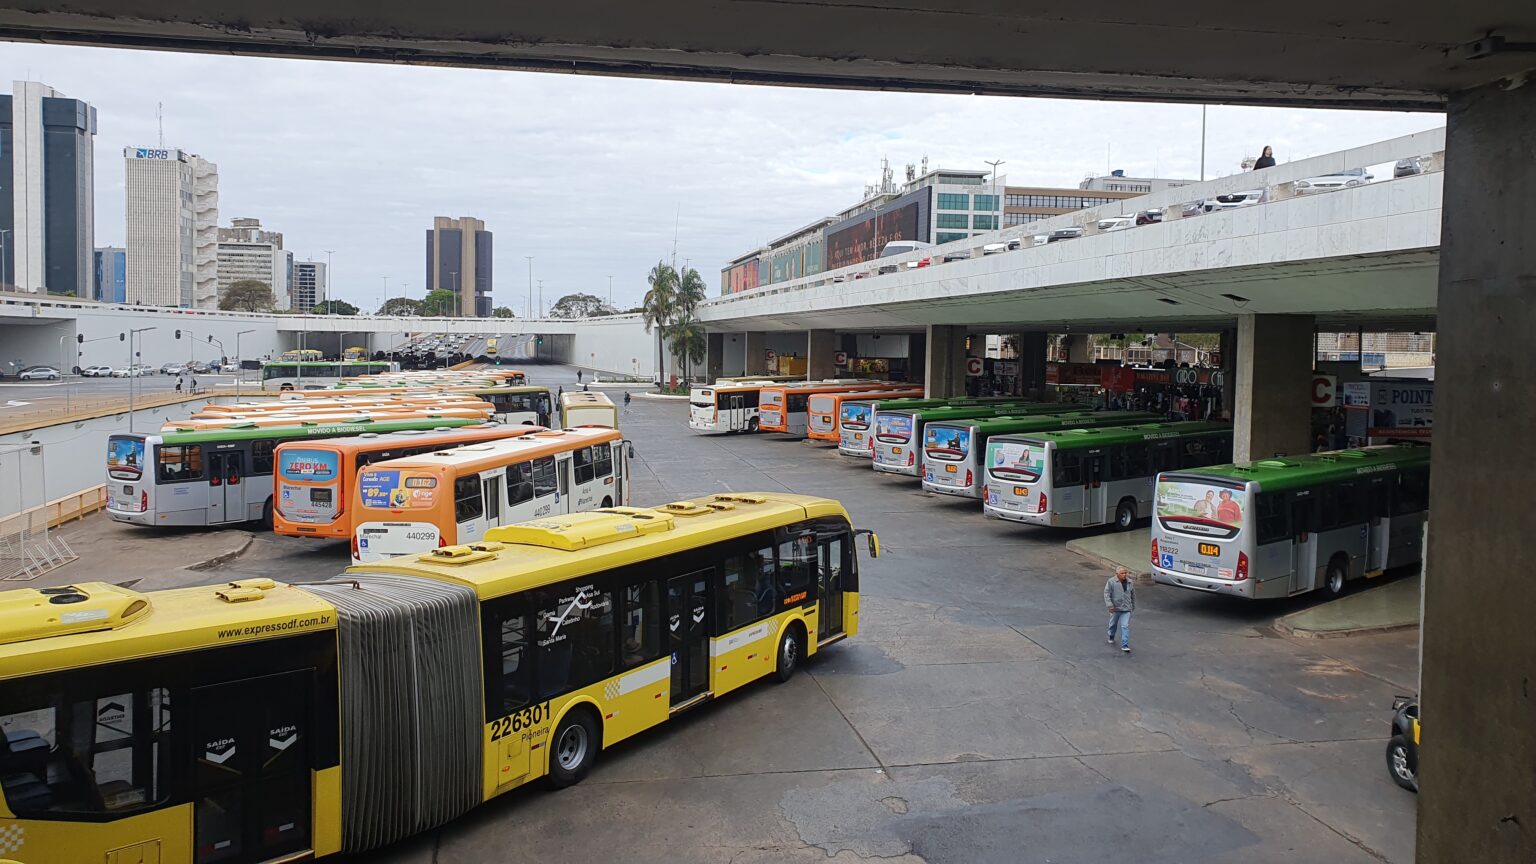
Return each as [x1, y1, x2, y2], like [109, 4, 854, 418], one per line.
[1311, 374, 1337, 407]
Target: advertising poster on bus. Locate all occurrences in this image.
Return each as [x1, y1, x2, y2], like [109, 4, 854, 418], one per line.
[277, 449, 339, 482]
[989, 441, 1044, 481]
[843, 403, 873, 427]
[876, 413, 914, 441]
[1155, 479, 1246, 538]
[107, 436, 144, 478]
[924, 425, 971, 458]
[359, 469, 438, 510]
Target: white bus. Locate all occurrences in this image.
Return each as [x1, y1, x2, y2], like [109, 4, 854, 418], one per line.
[1150, 444, 1430, 599]
[350, 426, 632, 564]
[983, 421, 1231, 529]
[922, 411, 1161, 500]
[261, 360, 398, 390]
[689, 380, 783, 433]
[871, 402, 1049, 477]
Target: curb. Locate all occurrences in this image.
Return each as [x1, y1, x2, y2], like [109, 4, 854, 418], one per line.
[1064, 540, 1155, 584]
[186, 532, 255, 572]
[635, 392, 690, 401]
[1273, 618, 1419, 639]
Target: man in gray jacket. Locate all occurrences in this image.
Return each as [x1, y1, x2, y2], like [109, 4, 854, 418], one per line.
[1104, 567, 1136, 653]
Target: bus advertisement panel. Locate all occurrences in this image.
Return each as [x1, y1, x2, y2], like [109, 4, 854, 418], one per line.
[990, 439, 1045, 482]
[1154, 479, 1247, 539]
[276, 448, 343, 524]
[107, 437, 145, 480]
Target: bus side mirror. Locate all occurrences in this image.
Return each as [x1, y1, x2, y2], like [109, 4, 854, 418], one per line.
[854, 528, 880, 558]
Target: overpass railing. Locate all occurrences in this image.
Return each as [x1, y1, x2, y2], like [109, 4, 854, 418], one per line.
[703, 127, 1446, 313]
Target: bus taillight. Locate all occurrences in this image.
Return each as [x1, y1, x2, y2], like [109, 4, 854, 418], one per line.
[438, 535, 448, 548]
[350, 533, 359, 559]
[140, 490, 148, 513]
[1150, 537, 1159, 565]
[1037, 491, 1047, 513]
[907, 450, 915, 466]
[964, 469, 972, 487]
[1235, 551, 1250, 582]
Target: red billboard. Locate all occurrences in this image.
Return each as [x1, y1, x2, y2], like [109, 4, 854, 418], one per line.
[824, 189, 928, 271]
[723, 259, 761, 294]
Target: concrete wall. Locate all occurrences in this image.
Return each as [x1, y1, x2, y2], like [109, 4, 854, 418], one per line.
[566, 315, 664, 379]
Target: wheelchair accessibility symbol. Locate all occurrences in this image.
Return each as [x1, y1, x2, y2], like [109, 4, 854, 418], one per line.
[1160, 553, 1174, 569]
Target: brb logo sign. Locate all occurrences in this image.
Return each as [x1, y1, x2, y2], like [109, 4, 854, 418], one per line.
[1311, 374, 1337, 407]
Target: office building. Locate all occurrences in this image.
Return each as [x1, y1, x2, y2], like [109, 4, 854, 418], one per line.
[291, 260, 328, 311]
[1078, 170, 1197, 194]
[93, 246, 126, 303]
[0, 80, 97, 296]
[1004, 186, 1144, 227]
[216, 218, 291, 310]
[124, 146, 218, 307]
[425, 216, 492, 317]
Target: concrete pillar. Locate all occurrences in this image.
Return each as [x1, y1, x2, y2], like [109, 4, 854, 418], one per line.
[1232, 314, 1313, 462]
[1063, 333, 1092, 363]
[706, 332, 725, 382]
[807, 329, 836, 381]
[924, 325, 966, 399]
[1418, 80, 1536, 864]
[743, 331, 768, 376]
[1017, 332, 1048, 399]
[1219, 328, 1236, 421]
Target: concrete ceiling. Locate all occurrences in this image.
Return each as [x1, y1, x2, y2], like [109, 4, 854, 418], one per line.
[1, 2, 1533, 109]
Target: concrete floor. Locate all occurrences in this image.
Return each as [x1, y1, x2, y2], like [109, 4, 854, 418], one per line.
[74, 364, 1419, 863]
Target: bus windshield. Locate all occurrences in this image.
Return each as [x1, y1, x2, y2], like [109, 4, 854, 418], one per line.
[923, 425, 971, 461]
[1155, 478, 1247, 540]
[842, 403, 873, 429]
[988, 440, 1044, 482]
[875, 413, 913, 443]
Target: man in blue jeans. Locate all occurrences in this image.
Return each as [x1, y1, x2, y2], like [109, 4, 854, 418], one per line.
[1104, 567, 1136, 653]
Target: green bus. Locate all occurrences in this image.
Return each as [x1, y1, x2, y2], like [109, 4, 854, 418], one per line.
[838, 396, 1034, 457]
[984, 421, 1232, 530]
[870, 402, 1100, 477]
[1151, 444, 1430, 599]
[106, 416, 486, 528]
[922, 411, 1164, 500]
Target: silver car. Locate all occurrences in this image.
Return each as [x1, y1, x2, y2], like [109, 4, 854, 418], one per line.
[1296, 167, 1372, 194]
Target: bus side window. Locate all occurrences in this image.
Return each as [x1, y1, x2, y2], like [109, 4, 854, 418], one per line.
[157, 445, 204, 483]
[251, 439, 276, 475]
[1053, 450, 1083, 487]
[1255, 493, 1290, 545]
[454, 475, 484, 523]
[533, 582, 615, 699]
[482, 596, 531, 717]
[776, 533, 815, 606]
[1393, 469, 1429, 516]
[1115, 443, 1148, 480]
[719, 545, 777, 629]
[573, 447, 596, 485]
[531, 457, 557, 498]
[620, 580, 661, 669]
[593, 443, 613, 479]
[506, 462, 534, 506]
[1148, 441, 1176, 475]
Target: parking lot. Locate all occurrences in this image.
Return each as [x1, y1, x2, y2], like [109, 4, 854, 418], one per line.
[97, 376, 1419, 864]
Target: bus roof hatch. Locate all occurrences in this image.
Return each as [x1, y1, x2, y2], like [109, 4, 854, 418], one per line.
[0, 582, 151, 645]
[486, 508, 676, 551]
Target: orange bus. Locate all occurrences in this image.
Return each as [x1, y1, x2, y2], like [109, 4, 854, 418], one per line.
[271, 422, 538, 540]
[163, 406, 493, 432]
[806, 387, 925, 443]
[350, 426, 629, 563]
[758, 381, 913, 436]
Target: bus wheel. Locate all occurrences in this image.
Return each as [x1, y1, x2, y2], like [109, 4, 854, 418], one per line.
[600, 497, 612, 508]
[260, 498, 274, 529]
[1325, 558, 1348, 597]
[547, 708, 599, 788]
[747, 418, 759, 433]
[772, 624, 804, 683]
[1114, 499, 1137, 531]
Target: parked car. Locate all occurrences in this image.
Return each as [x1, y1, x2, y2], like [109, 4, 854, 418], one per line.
[81, 365, 114, 377]
[110, 365, 151, 378]
[1205, 190, 1266, 212]
[941, 250, 971, 262]
[1296, 167, 1372, 194]
[1096, 215, 1136, 232]
[1135, 208, 1165, 225]
[982, 242, 1008, 255]
[1386, 696, 1419, 792]
[1047, 227, 1084, 242]
[184, 361, 212, 374]
[1006, 238, 1023, 250]
[160, 362, 185, 375]
[1394, 157, 1424, 178]
[1180, 200, 1206, 218]
[879, 240, 934, 258]
[18, 365, 60, 380]
[220, 362, 241, 372]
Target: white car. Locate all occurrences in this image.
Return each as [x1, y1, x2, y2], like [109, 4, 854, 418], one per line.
[18, 366, 60, 380]
[1296, 168, 1372, 195]
[982, 242, 1008, 255]
[110, 365, 150, 378]
[1096, 215, 1136, 232]
[81, 365, 114, 377]
[1205, 190, 1266, 212]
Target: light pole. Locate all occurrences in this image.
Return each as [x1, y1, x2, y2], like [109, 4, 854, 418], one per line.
[537, 280, 544, 318]
[379, 276, 388, 314]
[127, 327, 156, 431]
[448, 271, 459, 317]
[607, 275, 614, 309]
[985, 159, 1005, 233]
[524, 255, 534, 320]
[323, 250, 335, 307]
[1200, 105, 1207, 182]
[0, 228, 10, 291]
[235, 329, 255, 397]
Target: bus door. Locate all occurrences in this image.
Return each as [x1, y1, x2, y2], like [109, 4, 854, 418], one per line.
[557, 456, 572, 513]
[611, 441, 625, 505]
[1083, 452, 1107, 522]
[454, 474, 490, 545]
[482, 469, 506, 529]
[1366, 482, 1391, 573]
[190, 670, 313, 864]
[817, 534, 847, 643]
[727, 394, 746, 431]
[1289, 496, 1319, 594]
[667, 569, 712, 707]
[207, 450, 245, 524]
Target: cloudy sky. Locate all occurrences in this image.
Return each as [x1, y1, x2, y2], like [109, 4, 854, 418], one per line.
[11, 43, 1444, 313]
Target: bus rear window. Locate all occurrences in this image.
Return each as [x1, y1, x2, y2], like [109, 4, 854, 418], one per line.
[809, 396, 835, 415]
[989, 441, 1043, 481]
[923, 425, 970, 460]
[842, 404, 872, 428]
[1155, 478, 1246, 539]
[876, 413, 913, 442]
[108, 436, 145, 479]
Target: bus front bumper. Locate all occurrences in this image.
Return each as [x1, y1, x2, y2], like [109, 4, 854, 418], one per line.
[1152, 566, 1255, 598]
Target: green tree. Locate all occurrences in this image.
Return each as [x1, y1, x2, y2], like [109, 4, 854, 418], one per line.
[313, 299, 358, 315]
[642, 261, 678, 387]
[421, 288, 457, 316]
[674, 266, 707, 320]
[379, 296, 423, 316]
[667, 318, 708, 383]
[219, 279, 275, 312]
[492, 306, 516, 318]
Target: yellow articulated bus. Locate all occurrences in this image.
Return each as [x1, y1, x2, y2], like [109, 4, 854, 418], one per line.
[0, 493, 877, 864]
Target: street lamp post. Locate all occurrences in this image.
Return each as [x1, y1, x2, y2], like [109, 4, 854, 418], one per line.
[985, 159, 1005, 233]
[323, 250, 335, 307]
[127, 327, 156, 431]
[537, 280, 544, 318]
[0, 228, 11, 291]
[235, 329, 255, 397]
[607, 275, 614, 309]
[524, 256, 534, 320]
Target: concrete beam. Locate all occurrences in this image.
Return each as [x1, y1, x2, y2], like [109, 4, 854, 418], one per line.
[924, 325, 966, 399]
[1418, 79, 1536, 864]
[1232, 314, 1314, 461]
[1017, 333, 1048, 399]
[807, 330, 836, 381]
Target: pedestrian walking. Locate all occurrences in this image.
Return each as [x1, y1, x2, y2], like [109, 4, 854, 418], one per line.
[576, 370, 583, 383]
[1104, 567, 1136, 653]
[174, 374, 184, 393]
[1253, 145, 1276, 170]
[623, 391, 632, 413]
[558, 385, 564, 400]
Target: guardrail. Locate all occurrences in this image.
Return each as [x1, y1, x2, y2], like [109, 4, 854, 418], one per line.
[703, 127, 1447, 313]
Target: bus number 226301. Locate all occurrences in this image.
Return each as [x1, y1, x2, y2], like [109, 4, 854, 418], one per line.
[490, 701, 551, 741]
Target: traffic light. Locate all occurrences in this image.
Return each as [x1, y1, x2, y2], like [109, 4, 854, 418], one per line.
[76, 334, 83, 344]
[537, 336, 544, 346]
[175, 329, 182, 339]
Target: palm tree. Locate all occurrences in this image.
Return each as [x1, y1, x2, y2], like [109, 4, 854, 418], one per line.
[642, 261, 677, 389]
[668, 319, 708, 383]
[675, 266, 707, 321]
